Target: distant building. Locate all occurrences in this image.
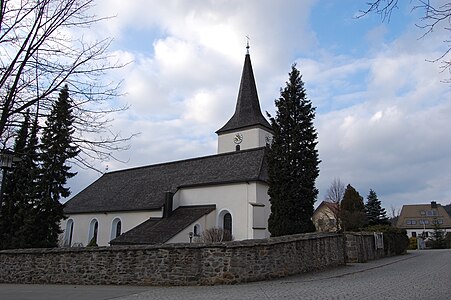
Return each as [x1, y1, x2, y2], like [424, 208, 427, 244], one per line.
[312, 201, 339, 232]
[396, 201, 451, 238]
[61, 48, 274, 247]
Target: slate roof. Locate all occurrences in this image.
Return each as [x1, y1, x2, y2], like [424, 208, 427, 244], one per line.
[64, 147, 268, 214]
[216, 52, 272, 134]
[109, 205, 216, 245]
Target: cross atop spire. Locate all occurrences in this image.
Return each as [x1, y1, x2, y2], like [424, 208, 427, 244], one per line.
[216, 47, 272, 135]
[246, 35, 250, 54]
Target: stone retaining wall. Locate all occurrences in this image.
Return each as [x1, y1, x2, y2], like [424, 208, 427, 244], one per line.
[345, 232, 403, 263]
[345, 232, 384, 263]
[0, 233, 345, 286]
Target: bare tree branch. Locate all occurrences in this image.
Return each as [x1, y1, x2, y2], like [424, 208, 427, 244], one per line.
[324, 177, 345, 232]
[0, 0, 133, 169]
[358, 0, 451, 82]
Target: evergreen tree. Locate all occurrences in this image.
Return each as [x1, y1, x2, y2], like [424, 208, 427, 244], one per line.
[267, 64, 320, 236]
[431, 219, 446, 249]
[339, 184, 367, 231]
[0, 112, 40, 249]
[36, 85, 79, 247]
[365, 189, 389, 226]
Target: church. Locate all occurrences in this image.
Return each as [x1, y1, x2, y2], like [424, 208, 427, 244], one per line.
[62, 47, 274, 247]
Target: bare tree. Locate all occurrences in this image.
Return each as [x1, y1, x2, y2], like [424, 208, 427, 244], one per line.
[323, 178, 345, 232]
[389, 204, 401, 226]
[196, 227, 234, 243]
[325, 178, 345, 204]
[359, 0, 451, 82]
[0, 0, 132, 170]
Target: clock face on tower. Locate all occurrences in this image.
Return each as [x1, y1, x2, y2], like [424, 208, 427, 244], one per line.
[233, 133, 243, 144]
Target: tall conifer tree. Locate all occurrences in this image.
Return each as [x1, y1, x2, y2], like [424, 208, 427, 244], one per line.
[365, 189, 389, 226]
[37, 85, 79, 247]
[267, 64, 320, 236]
[0, 112, 40, 249]
[340, 184, 367, 231]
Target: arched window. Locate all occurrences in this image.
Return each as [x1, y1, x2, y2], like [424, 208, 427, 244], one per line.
[116, 221, 121, 237]
[64, 219, 74, 247]
[111, 218, 122, 240]
[235, 144, 240, 151]
[223, 213, 232, 235]
[193, 224, 201, 237]
[88, 219, 99, 245]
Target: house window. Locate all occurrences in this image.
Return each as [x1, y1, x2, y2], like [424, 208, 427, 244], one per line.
[88, 219, 99, 245]
[406, 220, 416, 225]
[110, 218, 122, 240]
[412, 232, 417, 237]
[193, 224, 201, 237]
[425, 210, 438, 216]
[420, 210, 426, 215]
[224, 213, 232, 235]
[64, 219, 74, 247]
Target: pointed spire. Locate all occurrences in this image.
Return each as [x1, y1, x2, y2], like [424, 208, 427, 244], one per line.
[216, 47, 272, 134]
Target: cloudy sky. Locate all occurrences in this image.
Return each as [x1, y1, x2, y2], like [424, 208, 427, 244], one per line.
[68, 0, 451, 213]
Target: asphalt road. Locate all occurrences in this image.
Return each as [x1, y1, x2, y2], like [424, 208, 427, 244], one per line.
[1, 249, 450, 300]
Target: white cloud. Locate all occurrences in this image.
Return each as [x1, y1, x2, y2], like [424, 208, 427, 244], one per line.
[67, 0, 451, 212]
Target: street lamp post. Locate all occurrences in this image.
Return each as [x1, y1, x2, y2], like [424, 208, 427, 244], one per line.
[0, 150, 18, 214]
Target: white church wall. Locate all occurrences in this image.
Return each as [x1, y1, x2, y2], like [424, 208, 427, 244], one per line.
[177, 181, 270, 240]
[62, 209, 163, 247]
[253, 182, 271, 238]
[177, 183, 251, 240]
[217, 127, 272, 153]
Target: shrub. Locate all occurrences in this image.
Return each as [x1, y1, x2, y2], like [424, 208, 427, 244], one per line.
[198, 227, 234, 243]
[86, 236, 98, 247]
[445, 233, 451, 249]
[365, 225, 409, 255]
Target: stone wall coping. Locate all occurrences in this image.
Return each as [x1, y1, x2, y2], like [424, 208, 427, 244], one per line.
[0, 232, 341, 255]
[345, 231, 382, 236]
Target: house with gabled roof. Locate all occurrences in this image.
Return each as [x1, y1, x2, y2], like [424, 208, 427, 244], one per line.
[62, 47, 274, 247]
[312, 201, 340, 232]
[396, 201, 451, 238]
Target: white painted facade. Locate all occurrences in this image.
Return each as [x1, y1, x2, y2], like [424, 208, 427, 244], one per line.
[62, 209, 163, 247]
[62, 180, 271, 246]
[174, 181, 270, 241]
[405, 228, 451, 239]
[217, 127, 272, 153]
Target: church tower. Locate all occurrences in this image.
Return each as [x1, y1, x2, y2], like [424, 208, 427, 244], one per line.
[216, 47, 273, 153]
